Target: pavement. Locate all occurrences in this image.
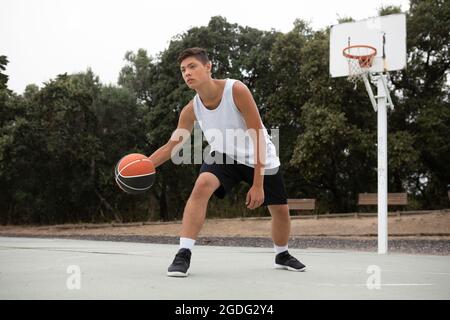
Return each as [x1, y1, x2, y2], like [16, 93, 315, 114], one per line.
[0, 237, 449, 300]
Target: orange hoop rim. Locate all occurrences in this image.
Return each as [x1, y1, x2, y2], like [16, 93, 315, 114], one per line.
[342, 45, 377, 60]
[342, 44, 377, 69]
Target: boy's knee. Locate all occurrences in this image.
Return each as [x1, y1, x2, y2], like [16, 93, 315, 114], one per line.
[269, 204, 290, 217]
[191, 174, 219, 198]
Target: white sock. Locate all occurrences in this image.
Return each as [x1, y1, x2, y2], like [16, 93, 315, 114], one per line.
[179, 237, 196, 250]
[274, 244, 288, 255]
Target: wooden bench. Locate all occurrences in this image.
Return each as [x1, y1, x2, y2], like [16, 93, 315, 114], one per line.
[287, 198, 316, 214]
[358, 193, 408, 206]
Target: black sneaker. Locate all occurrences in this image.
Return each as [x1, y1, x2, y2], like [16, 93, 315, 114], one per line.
[274, 250, 306, 272]
[167, 248, 191, 277]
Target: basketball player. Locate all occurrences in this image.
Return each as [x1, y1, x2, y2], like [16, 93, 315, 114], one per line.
[148, 48, 306, 277]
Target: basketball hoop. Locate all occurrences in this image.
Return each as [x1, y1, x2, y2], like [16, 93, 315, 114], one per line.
[342, 45, 377, 82]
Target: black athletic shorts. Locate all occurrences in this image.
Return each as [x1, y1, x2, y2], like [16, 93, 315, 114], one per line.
[199, 151, 288, 206]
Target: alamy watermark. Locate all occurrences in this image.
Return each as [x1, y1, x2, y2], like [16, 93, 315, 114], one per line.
[366, 265, 381, 290]
[66, 265, 81, 290]
[168, 123, 280, 175]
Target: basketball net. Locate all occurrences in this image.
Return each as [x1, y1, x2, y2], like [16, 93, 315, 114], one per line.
[343, 45, 377, 83]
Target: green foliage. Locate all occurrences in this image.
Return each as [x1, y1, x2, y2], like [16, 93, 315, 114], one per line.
[378, 5, 403, 16]
[1, 2, 449, 224]
[0, 56, 9, 91]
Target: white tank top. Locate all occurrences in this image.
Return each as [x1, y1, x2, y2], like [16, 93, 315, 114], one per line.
[192, 79, 280, 169]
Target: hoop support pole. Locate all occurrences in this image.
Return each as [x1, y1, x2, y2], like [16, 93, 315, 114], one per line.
[376, 74, 389, 255]
[381, 74, 394, 110]
[362, 73, 377, 111]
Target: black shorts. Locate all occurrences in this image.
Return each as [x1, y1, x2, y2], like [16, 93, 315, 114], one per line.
[199, 152, 287, 206]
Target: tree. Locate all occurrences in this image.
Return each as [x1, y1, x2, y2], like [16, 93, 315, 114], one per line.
[2, 4, 449, 224]
[0, 56, 9, 91]
[390, 0, 450, 207]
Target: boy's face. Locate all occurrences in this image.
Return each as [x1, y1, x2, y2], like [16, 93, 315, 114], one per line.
[180, 56, 211, 89]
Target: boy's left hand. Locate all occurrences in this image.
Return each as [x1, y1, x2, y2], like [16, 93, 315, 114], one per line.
[246, 185, 265, 209]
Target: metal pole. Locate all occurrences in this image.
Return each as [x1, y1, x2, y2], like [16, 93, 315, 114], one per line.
[376, 75, 388, 254]
[362, 73, 377, 112]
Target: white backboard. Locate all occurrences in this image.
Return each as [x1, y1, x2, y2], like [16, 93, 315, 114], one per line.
[330, 13, 406, 78]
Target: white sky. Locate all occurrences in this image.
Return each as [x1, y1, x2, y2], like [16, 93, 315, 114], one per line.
[1, 0, 409, 94]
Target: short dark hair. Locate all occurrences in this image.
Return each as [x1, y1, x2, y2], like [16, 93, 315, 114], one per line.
[177, 47, 210, 65]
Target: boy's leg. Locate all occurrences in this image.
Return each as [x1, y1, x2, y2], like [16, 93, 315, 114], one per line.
[167, 172, 220, 277]
[268, 204, 306, 272]
[267, 204, 291, 246]
[180, 172, 221, 240]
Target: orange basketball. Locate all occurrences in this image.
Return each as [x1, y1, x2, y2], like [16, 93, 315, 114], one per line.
[115, 153, 156, 194]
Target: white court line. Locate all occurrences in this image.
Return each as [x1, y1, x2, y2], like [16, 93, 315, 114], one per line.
[318, 283, 434, 287]
[343, 267, 450, 276]
[55, 255, 89, 263]
[381, 284, 434, 286]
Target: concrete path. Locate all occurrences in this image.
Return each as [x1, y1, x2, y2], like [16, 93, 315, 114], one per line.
[0, 237, 449, 300]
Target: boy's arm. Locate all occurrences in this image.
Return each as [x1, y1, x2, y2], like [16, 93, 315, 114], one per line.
[148, 101, 196, 168]
[232, 81, 266, 209]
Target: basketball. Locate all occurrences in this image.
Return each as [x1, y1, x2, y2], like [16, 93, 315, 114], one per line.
[115, 153, 156, 194]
